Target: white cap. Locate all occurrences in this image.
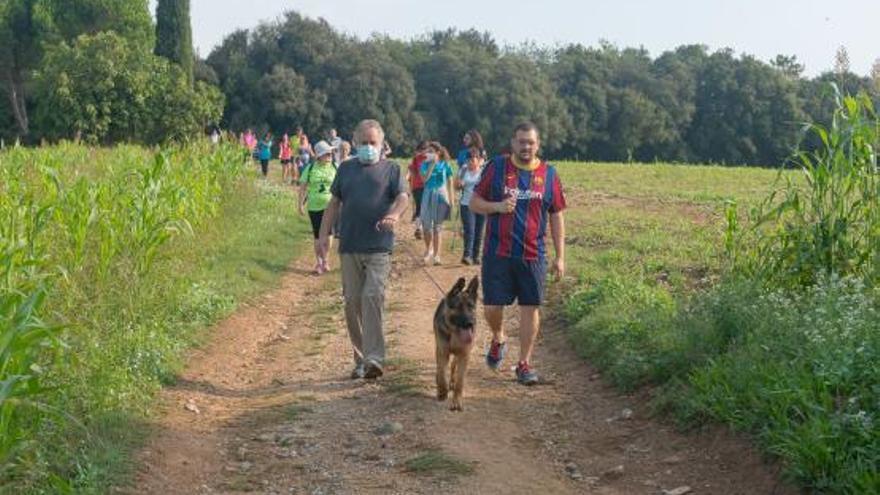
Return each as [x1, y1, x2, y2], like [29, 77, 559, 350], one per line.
[313, 140, 335, 158]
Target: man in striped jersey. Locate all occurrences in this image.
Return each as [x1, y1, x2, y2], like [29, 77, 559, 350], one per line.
[469, 122, 567, 385]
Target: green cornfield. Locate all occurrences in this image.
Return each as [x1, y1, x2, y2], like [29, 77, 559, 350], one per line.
[0, 141, 265, 490]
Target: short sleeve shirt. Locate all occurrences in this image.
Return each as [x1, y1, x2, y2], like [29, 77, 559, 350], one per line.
[420, 160, 453, 190]
[331, 158, 407, 254]
[300, 162, 336, 211]
[458, 166, 484, 206]
[258, 140, 272, 160]
[474, 156, 566, 261]
[408, 153, 426, 190]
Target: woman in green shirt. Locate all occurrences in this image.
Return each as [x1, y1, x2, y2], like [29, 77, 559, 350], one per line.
[298, 140, 338, 275]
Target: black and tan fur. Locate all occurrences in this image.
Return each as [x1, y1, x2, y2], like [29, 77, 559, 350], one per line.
[434, 276, 479, 411]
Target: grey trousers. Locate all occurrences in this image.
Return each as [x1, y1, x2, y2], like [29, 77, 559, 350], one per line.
[340, 252, 391, 366]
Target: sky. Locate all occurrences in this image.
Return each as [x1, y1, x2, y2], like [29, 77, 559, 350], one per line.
[150, 0, 879, 77]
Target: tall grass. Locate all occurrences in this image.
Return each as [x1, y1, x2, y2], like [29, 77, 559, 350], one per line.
[0, 141, 303, 491]
[727, 89, 879, 287]
[0, 198, 63, 478]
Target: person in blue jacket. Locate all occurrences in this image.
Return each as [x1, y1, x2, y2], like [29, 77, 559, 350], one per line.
[258, 132, 273, 177]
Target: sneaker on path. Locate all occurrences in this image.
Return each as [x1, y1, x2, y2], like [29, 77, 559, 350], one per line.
[515, 361, 539, 386]
[350, 363, 366, 379]
[486, 340, 507, 370]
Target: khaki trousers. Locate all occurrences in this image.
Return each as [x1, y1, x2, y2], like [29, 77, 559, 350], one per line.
[340, 252, 391, 366]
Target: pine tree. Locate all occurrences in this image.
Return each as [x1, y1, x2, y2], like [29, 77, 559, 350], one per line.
[154, 0, 193, 84]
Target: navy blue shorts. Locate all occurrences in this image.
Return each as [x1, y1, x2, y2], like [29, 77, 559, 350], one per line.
[481, 255, 547, 306]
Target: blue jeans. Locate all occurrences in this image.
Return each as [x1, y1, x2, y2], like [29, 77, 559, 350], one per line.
[460, 204, 485, 260]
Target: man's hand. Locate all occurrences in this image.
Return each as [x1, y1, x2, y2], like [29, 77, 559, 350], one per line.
[497, 193, 517, 214]
[552, 257, 565, 281]
[298, 203, 305, 215]
[375, 214, 399, 232]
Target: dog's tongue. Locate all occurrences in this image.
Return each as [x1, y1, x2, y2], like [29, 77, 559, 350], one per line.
[461, 328, 474, 344]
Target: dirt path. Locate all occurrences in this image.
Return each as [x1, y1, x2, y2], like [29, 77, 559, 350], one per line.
[125, 225, 795, 495]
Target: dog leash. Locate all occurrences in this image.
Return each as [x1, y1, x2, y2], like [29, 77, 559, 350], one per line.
[399, 238, 449, 297]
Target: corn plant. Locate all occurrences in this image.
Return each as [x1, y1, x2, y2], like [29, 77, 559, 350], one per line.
[0, 199, 62, 472]
[127, 152, 193, 275]
[728, 87, 879, 288]
[0, 140, 251, 485]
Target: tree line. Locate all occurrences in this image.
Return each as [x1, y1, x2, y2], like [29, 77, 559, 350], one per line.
[3, 6, 879, 166]
[204, 12, 880, 166]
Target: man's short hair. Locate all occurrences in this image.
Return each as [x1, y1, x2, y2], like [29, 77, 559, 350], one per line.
[354, 119, 385, 143]
[513, 121, 540, 139]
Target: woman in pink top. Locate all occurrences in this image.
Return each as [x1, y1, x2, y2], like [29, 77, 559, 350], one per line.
[279, 133, 294, 183]
[242, 129, 258, 162]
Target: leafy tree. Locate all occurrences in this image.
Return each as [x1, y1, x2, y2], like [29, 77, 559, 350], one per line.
[35, 32, 222, 144]
[0, 0, 153, 140]
[259, 64, 326, 134]
[549, 45, 611, 159]
[194, 57, 219, 86]
[483, 55, 571, 154]
[648, 45, 707, 160]
[322, 42, 423, 147]
[687, 51, 803, 165]
[771, 54, 805, 80]
[413, 39, 498, 148]
[206, 30, 263, 131]
[39, 0, 153, 44]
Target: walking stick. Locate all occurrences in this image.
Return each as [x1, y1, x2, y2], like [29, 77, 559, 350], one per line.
[450, 203, 459, 253]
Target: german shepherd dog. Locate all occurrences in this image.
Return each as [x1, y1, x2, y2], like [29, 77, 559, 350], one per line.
[434, 276, 479, 411]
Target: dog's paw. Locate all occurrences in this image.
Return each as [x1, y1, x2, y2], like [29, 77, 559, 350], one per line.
[449, 400, 463, 412]
[437, 390, 448, 401]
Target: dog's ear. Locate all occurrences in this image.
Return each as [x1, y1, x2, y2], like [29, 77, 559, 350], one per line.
[466, 276, 479, 302]
[448, 277, 467, 298]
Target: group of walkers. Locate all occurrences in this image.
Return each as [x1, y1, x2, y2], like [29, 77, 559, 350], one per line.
[239, 127, 351, 182]
[236, 118, 566, 387]
[239, 127, 355, 275]
[408, 130, 489, 267]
